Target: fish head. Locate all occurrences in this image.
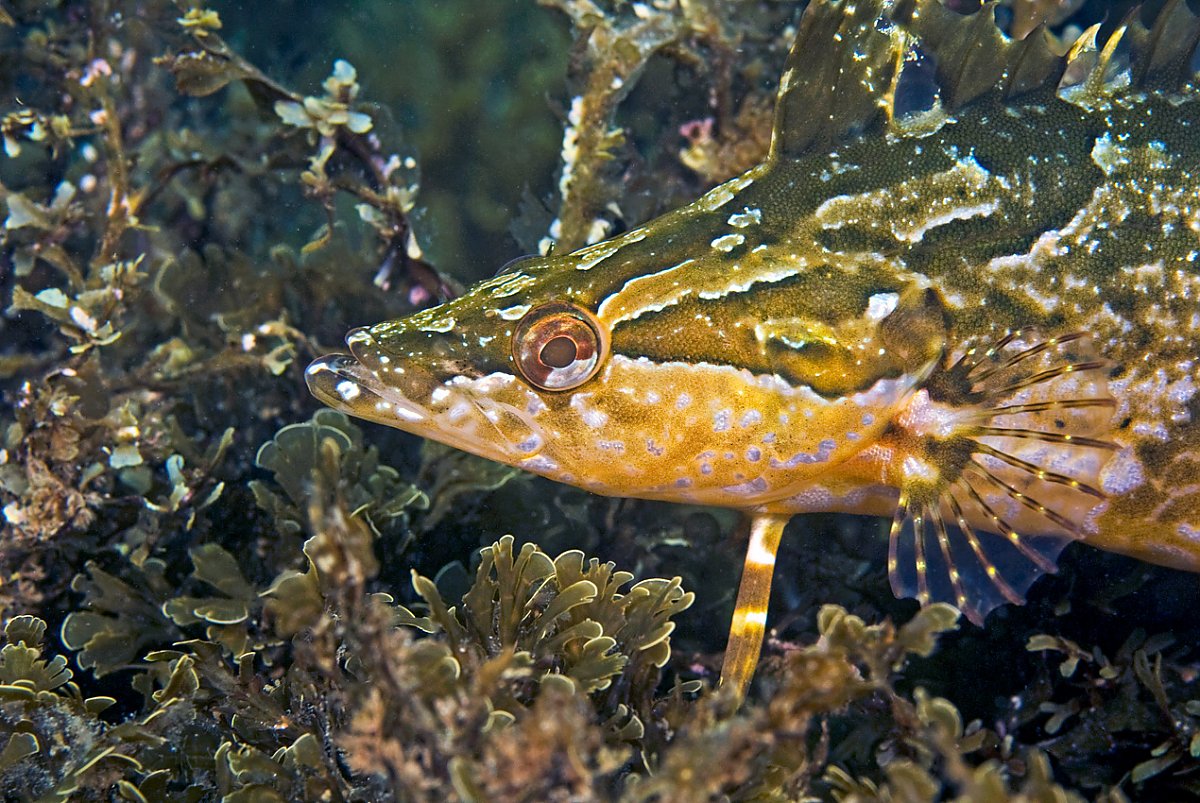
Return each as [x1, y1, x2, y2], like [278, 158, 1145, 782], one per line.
[305, 255, 585, 462]
[308, 221, 950, 508]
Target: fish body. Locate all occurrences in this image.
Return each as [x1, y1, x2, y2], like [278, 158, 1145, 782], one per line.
[308, 0, 1200, 697]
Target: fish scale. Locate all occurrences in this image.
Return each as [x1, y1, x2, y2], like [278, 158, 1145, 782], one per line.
[308, 0, 1200, 701]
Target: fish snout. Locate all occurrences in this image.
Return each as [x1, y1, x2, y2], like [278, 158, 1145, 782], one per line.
[305, 326, 440, 429]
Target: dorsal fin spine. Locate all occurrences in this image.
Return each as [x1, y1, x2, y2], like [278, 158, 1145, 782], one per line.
[1124, 0, 1200, 90]
[771, 0, 1200, 163]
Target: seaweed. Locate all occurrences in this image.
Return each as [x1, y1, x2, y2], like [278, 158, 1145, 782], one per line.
[536, 0, 791, 252]
[0, 0, 1198, 800]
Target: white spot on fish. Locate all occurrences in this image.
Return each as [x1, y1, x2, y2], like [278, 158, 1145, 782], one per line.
[596, 259, 695, 322]
[696, 266, 801, 300]
[711, 233, 745, 252]
[490, 273, 538, 298]
[726, 207, 762, 228]
[1091, 132, 1130, 176]
[740, 410, 762, 428]
[571, 394, 609, 428]
[696, 168, 761, 212]
[894, 199, 999, 243]
[336, 381, 361, 402]
[866, 292, 899, 321]
[745, 526, 777, 563]
[901, 454, 939, 483]
[456, 372, 517, 393]
[725, 477, 769, 497]
[521, 455, 559, 473]
[769, 439, 837, 469]
[498, 304, 532, 321]
[739, 609, 768, 627]
[574, 228, 647, 270]
[419, 317, 455, 333]
[714, 409, 731, 432]
[1100, 447, 1145, 495]
[1133, 421, 1169, 440]
[395, 406, 424, 423]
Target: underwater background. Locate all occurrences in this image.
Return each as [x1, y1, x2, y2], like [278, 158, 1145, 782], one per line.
[0, 0, 1198, 799]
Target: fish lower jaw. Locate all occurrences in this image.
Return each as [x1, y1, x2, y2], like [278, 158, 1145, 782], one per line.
[305, 355, 432, 429]
[306, 356, 542, 465]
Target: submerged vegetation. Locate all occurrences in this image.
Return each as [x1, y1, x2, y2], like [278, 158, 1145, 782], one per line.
[0, 0, 1198, 799]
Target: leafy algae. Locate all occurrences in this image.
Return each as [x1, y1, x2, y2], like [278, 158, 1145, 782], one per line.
[0, 0, 1198, 799]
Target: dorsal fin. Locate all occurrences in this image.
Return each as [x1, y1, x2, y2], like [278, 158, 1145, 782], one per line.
[770, 0, 1066, 160]
[769, 0, 908, 160]
[1127, 0, 1200, 91]
[892, 0, 1067, 108]
[771, 0, 1200, 162]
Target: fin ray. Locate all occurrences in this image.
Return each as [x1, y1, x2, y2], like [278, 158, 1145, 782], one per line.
[973, 426, 1116, 452]
[958, 472, 1061, 575]
[966, 397, 1116, 421]
[887, 330, 1116, 624]
[970, 441, 1105, 498]
[944, 491, 1025, 597]
[1128, 0, 1200, 91]
[771, 0, 906, 159]
[968, 457, 1083, 534]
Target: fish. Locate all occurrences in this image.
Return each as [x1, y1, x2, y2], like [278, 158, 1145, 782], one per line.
[307, 0, 1200, 700]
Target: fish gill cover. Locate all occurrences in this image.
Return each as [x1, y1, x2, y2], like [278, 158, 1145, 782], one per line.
[0, 0, 1197, 800]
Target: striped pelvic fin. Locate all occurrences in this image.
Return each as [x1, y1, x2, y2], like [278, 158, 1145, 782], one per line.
[888, 330, 1117, 625]
[720, 514, 788, 703]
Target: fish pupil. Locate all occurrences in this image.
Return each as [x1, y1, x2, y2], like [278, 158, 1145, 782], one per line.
[541, 335, 577, 368]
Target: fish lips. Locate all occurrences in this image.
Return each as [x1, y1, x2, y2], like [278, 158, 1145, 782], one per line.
[305, 328, 436, 428]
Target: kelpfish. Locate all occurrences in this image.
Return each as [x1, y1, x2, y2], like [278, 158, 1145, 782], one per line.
[308, 0, 1200, 699]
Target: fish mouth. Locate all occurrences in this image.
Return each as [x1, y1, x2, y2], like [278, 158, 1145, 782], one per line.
[305, 352, 434, 429]
[306, 329, 541, 465]
[306, 327, 437, 429]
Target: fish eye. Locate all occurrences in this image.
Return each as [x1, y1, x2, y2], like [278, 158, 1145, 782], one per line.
[540, 336, 577, 368]
[512, 302, 605, 391]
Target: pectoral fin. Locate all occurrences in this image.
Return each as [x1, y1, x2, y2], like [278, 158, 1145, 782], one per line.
[886, 331, 1117, 625]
